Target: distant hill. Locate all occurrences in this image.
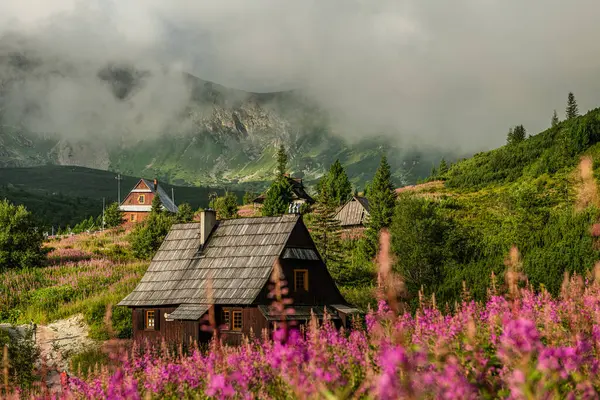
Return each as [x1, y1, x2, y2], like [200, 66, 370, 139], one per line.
[0, 165, 240, 229]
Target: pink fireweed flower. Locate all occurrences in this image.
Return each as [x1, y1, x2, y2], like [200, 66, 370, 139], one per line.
[498, 318, 542, 362]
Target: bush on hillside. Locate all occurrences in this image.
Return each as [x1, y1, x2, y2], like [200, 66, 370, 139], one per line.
[176, 203, 195, 223]
[0, 199, 46, 270]
[104, 202, 124, 228]
[0, 327, 40, 389]
[210, 192, 238, 219]
[129, 212, 175, 260]
[262, 179, 293, 216]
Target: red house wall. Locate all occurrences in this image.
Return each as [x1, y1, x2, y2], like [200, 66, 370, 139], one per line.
[121, 180, 156, 223]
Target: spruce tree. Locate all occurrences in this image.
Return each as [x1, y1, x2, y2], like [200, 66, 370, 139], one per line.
[151, 195, 163, 215]
[276, 144, 288, 178]
[318, 159, 353, 206]
[506, 127, 514, 145]
[363, 155, 397, 259]
[507, 125, 526, 145]
[566, 92, 579, 120]
[438, 158, 448, 175]
[429, 164, 437, 179]
[551, 109, 559, 127]
[311, 183, 342, 267]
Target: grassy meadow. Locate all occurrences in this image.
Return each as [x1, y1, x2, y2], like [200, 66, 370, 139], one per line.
[0, 229, 147, 339]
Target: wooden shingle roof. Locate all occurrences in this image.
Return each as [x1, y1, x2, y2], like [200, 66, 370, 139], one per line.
[335, 196, 370, 227]
[118, 214, 301, 307]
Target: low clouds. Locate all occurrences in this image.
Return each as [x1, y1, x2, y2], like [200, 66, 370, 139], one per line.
[1, 0, 600, 150]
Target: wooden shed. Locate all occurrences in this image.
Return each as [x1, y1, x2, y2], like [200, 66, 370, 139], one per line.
[117, 210, 356, 345]
[335, 196, 370, 228]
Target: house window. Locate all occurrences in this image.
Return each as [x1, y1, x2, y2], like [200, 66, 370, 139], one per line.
[222, 309, 230, 329]
[146, 310, 156, 330]
[131, 214, 136, 222]
[138, 195, 145, 204]
[294, 269, 309, 292]
[232, 311, 243, 331]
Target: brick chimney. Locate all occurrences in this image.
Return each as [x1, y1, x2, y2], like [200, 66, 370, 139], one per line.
[200, 209, 217, 246]
[153, 179, 158, 191]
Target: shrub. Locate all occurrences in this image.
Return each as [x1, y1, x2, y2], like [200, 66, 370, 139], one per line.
[0, 327, 40, 389]
[0, 199, 46, 270]
[129, 213, 175, 260]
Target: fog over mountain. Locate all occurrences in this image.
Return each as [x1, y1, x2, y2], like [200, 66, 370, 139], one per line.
[1, 0, 600, 151]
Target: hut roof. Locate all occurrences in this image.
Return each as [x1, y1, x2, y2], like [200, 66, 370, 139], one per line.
[118, 214, 301, 307]
[334, 196, 370, 227]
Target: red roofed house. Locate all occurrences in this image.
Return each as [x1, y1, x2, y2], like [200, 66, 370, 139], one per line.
[119, 178, 179, 223]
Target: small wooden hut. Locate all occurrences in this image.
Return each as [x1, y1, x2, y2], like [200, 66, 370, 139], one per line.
[335, 196, 370, 228]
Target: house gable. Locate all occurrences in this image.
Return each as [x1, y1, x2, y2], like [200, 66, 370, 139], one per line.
[253, 219, 346, 306]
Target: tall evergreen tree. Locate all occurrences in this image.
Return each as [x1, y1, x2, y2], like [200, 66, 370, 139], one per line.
[429, 164, 437, 179]
[276, 144, 288, 178]
[551, 109, 559, 127]
[317, 159, 353, 206]
[507, 125, 526, 145]
[311, 183, 342, 267]
[438, 158, 448, 175]
[566, 92, 579, 120]
[362, 155, 397, 259]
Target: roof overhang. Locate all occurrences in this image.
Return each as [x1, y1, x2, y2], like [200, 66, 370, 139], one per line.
[165, 304, 209, 321]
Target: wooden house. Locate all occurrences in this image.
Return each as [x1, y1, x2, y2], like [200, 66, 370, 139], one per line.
[253, 175, 315, 207]
[117, 211, 359, 345]
[119, 179, 178, 223]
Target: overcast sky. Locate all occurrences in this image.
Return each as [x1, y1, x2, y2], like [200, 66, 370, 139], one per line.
[1, 0, 600, 150]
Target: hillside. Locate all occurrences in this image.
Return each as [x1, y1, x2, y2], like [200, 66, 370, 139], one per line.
[0, 52, 457, 190]
[0, 165, 240, 229]
[391, 107, 600, 305]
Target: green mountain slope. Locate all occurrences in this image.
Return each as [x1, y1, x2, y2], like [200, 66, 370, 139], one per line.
[394, 107, 600, 306]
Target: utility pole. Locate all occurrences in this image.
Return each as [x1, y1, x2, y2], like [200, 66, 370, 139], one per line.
[115, 174, 122, 204]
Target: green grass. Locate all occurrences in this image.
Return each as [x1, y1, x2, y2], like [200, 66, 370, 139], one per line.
[0, 230, 146, 340]
[70, 348, 110, 379]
